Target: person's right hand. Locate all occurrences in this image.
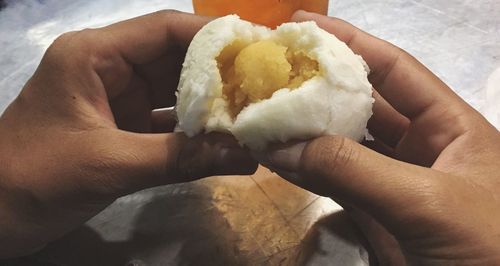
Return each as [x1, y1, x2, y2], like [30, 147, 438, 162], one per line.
[259, 11, 500, 265]
[0, 11, 257, 259]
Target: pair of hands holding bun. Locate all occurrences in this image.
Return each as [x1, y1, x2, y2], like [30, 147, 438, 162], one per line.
[0, 9, 499, 265]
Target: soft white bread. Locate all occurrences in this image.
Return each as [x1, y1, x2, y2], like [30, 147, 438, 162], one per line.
[176, 15, 374, 150]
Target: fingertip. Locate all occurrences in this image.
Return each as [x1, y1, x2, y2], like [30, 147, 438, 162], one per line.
[291, 10, 312, 21]
[291, 10, 327, 23]
[265, 141, 308, 172]
[217, 145, 259, 176]
[175, 133, 259, 180]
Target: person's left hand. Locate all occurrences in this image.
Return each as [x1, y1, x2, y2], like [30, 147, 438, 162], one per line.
[0, 10, 257, 258]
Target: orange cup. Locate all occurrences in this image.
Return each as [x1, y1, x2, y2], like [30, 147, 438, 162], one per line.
[192, 0, 329, 28]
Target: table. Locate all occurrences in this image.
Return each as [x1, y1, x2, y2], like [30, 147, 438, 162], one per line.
[1, 1, 499, 265]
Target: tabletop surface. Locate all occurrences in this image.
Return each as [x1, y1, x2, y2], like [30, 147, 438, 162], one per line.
[1, 0, 499, 265]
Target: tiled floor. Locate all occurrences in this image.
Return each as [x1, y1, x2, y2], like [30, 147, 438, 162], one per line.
[1, 0, 499, 265]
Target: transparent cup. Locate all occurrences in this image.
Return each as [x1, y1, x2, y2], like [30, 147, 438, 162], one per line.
[192, 0, 329, 28]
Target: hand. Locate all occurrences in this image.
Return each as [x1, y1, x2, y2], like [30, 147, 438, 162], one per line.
[259, 11, 500, 265]
[0, 11, 257, 258]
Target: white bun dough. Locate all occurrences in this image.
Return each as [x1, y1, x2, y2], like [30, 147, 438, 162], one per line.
[176, 15, 374, 150]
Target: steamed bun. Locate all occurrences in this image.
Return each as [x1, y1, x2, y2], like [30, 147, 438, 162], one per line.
[176, 15, 374, 150]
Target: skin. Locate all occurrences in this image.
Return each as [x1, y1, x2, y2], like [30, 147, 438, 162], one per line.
[0, 11, 257, 258]
[260, 11, 500, 265]
[1, 9, 499, 265]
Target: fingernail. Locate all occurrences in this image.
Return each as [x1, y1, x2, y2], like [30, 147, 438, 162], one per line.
[294, 10, 310, 16]
[292, 10, 310, 17]
[262, 142, 308, 172]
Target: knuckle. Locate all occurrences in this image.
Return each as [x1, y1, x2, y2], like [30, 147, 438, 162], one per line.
[68, 28, 100, 54]
[51, 31, 79, 47]
[73, 28, 98, 43]
[154, 9, 181, 18]
[77, 145, 137, 197]
[44, 31, 77, 62]
[154, 9, 183, 32]
[302, 136, 359, 182]
[45, 29, 98, 65]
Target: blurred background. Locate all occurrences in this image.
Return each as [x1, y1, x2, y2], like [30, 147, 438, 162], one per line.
[0, 0, 499, 265]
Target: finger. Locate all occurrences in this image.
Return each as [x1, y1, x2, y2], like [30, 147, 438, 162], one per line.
[92, 11, 210, 100]
[89, 131, 258, 196]
[108, 75, 152, 133]
[368, 90, 409, 147]
[101, 10, 209, 65]
[135, 52, 185, 109]
[258, 136, 442, 227]
[362, 138, 395, 158]
[290, 11, 469, 120]
[151, 108, 177, 133]
[109, 89, 177, 133]
[347, 208, 405, 265]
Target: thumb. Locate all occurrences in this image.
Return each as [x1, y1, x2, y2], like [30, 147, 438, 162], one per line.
[258, 135, 442, 227]
[95, 131, 258, 195]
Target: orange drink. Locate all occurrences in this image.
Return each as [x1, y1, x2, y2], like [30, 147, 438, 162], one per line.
[192, 0, 329, 28]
